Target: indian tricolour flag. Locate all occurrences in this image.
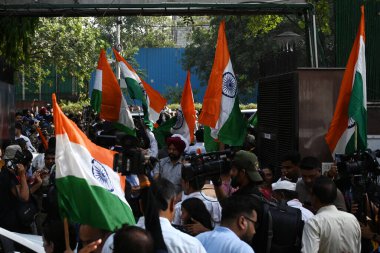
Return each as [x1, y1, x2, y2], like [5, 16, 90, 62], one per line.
[171, 71, 196, 144]
[90, 49, 135, 136]
[113, 49, 167, 123]
[53, 94, 135, 230]
[199, 20, 247, 147]
[325, 6, 367, 157]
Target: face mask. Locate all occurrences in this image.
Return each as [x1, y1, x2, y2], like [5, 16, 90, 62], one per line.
[230, 176, 239, 188]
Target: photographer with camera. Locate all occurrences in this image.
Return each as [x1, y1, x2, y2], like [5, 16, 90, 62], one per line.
[0, 144, 38, 252]
[213, 150, 263, 201]
[153, 134, 188, 194]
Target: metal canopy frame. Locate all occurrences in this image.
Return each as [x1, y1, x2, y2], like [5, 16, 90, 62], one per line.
[0, 2, 318, 67]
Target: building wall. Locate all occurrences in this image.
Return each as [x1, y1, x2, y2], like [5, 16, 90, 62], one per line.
[134, 48, 205, 102]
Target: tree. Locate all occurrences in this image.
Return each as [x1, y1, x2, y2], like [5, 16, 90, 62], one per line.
[182, 16, 284, 103]
[25, 17, 108, 92]
[95, 16, 175, 58]
[0, 17, 39, 67]
[19, 16, 177, 96]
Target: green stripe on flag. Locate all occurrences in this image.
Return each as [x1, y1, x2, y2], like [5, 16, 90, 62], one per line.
[153, 116, 177, 149]
[248, 112, 258, 128]
[56, 176, 135, 231]
[90, 89, 102, 113]
[204, 126, 219, 152]
[218, 98, 247, 147]
[125, 77, 150, 122]
[348, 71, 367, 153]
[113, 122, 136, 137]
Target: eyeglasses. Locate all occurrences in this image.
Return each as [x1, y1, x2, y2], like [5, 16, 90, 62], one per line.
[243, 215, 258, 229]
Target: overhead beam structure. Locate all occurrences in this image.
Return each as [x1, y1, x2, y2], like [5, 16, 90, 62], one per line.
[0, 0, 318, 67]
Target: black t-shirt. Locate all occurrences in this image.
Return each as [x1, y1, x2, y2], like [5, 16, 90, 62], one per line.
[232, 182, 263, 197]
[0, 166, 21, 230]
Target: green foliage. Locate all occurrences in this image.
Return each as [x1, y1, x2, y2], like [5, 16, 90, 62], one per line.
[167, 103, 254, 111]
[239, 103, 257, 110]
[26, 17, 108, 93]
[163, 85, 183, 104]
[245, 15, 284, 38]
[182, 16, 284, 103]
[95, 16, 175, 58]
[59, 99, 90, 115]
[0, 17, 39, 67]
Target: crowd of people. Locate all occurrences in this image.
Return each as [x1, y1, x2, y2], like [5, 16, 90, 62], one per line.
[0, 104, 379, 253]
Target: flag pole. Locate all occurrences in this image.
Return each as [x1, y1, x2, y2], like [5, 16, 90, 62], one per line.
[63, 217, 71, 251]
[354, 124, 358, 152]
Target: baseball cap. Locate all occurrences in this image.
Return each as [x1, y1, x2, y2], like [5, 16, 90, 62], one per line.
[233, 150, 262, 182]
[3, 145, 22, 160]
[272, 180, 296, 191]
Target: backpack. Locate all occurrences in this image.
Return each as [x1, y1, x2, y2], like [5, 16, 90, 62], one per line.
[251, 196, 304, 253]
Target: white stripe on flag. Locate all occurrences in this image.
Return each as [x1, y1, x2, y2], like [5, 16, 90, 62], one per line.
[55, 134, 128, 206]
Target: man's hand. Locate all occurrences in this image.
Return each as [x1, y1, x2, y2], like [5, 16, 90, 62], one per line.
[184, 218, 210, 236]
[78, 239, 102, 253]
[34, 171, 43, 184]
[360, 223, 374, 240]
[16, 163, 26, 176]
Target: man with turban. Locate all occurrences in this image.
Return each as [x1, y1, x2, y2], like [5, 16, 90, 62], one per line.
[153, 134, 188, 194]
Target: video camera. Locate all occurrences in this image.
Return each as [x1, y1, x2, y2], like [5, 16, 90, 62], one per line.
[113, 148, 157, 175]
[335, 149, 380, 177]
[111, 132, 157, 176]
[182, 150, 233, 182]
[6, 150, 28, 171]
[335, 149, 380, 222]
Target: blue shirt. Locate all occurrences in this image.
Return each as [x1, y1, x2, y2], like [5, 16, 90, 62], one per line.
[196, 226, 254, 253]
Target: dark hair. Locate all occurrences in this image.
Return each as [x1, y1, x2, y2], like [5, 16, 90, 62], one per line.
[15, 122, 23, 130]
[221, 195, 262, 223]
[45, 148, 55, 157]
[274, 189, 299, 201]
[151, 178, 177, 211]
[48, 137, 56, 151]
[42, 220, 77, 253]
[113, 225, 154, 253]
[23, 150, 33, 164]
[300, 156, 321, 171]
[181, 198, 213, 230]
[195, 129, 204, 143]
[181, 167, 205, 191]
[312, 176, 337, 205]
[15, 112, 23, 117]
[280, 151, 301, 165]
[140, 178, 176, 252]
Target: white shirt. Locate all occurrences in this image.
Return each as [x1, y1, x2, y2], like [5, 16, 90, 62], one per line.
[32, 153, 45, 170]
[15, 134, 37, 153]
[301, 205, 361, 253]
[287, 199, 314, 221]
[186, 142, 206, 155]
[146, 129, 158, 158]
[173, 191, 222, 226]
[101, 233, 114, 253]
[136, 216, 207, 253]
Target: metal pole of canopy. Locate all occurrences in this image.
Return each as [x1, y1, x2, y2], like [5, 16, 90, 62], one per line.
[312, 12, 319, 68]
